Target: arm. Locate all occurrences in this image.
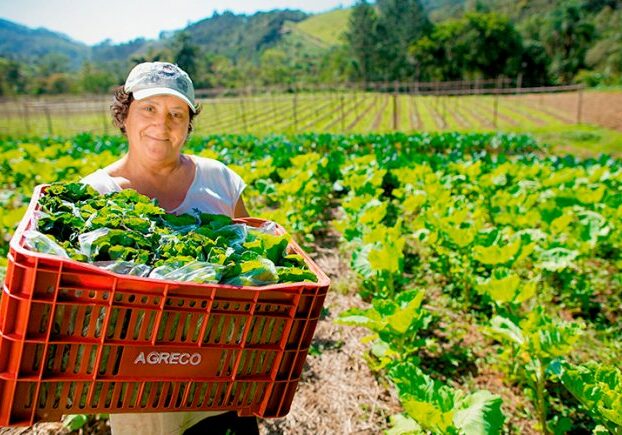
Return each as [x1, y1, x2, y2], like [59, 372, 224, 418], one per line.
[234, 196, 250, 218]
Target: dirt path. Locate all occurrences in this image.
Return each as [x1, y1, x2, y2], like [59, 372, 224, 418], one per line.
[258, 243, 401, 434]
[370, 96, 390, 131]
[260, 290, 400, 435]
[518, 91, 622, 131]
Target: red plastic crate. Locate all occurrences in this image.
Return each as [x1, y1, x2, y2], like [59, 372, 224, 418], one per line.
[0, 185, 330, 426]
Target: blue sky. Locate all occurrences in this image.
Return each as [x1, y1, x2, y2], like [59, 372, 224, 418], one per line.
[0, 0, 356, 45]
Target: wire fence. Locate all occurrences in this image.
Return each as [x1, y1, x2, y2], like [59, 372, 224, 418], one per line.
[0, 80, 586, 137]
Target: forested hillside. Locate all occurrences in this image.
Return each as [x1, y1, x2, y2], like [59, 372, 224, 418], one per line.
[0, 0, 621, 96]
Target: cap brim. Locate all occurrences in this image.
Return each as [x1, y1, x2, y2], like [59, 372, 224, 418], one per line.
[133, 88, 196, 113]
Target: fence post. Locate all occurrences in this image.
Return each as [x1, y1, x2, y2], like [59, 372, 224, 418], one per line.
[44, 105, 53, 136]
[293, 84, 298, 133]
[493, 90, 499, 129]
[239, 96, 248, 133]
[576, 87, 583, 124]
[393, 81, 398, 131]
[22, 101, 30, 134]
[340, 93, 345, 131]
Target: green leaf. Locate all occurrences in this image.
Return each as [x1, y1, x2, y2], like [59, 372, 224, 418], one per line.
[1, 205, 28, 229]
[473, 239, 521, 265]
[161, 213, 198, 229]
[336, 307, 383, 331]
[537, 248, 579, 272]
[475, 269, 520, 304]
[276, 266, 317, 283]
[62, 414, 89, 431]
[402, 399, 454, 433]
[445, 223, 476, 248]
[386, 413, 423, 435]
[369, 243, 402, 273]
[515, 279, 538, 303]
[386, 290, 425, 334]
[253, 232, 290, 264]
[487, 316, 525, 346]
[575, 184, 606, 204]
[523, 308, 583, 359]
[453, 390, 505, 435]
[553, 361, 622, 427]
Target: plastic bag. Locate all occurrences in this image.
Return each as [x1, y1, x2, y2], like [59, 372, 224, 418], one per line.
[222, 258, 279, 286]
[160, 213, 200, 234]
[251, 220, 279, 235]
[78, 228, 110, 260]
[150, 260, 224, 284]
[95, 261, 152, 277]
[23, 230, 70, 258]
[213, 224, 248, 249]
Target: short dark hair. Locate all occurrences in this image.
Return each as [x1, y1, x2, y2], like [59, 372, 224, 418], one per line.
[110, 86, 201, 135]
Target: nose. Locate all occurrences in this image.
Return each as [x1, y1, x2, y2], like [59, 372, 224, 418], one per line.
[153, 111, 173, 130]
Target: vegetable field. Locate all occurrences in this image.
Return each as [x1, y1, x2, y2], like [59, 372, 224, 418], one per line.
[1, 132, 620, 434]
[0, 90, 599, 137]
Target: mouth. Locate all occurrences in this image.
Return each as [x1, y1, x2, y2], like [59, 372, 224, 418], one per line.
[144, 134, 170, 143]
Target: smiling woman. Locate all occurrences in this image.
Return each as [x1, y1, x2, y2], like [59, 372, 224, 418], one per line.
[82, 61, 249, 218]
[79, 62, 256, 434]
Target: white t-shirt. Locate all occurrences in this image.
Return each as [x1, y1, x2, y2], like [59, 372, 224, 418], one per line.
[80, 155, 246, 217]
[80, 155, 246, 434]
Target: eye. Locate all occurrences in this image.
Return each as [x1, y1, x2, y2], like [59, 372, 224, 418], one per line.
[143, 105, 154, 112]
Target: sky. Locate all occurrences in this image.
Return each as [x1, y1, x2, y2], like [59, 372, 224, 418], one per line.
[0, 0, 356, 45]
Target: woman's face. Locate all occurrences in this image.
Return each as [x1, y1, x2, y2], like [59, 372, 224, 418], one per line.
[124, 94, 191, 164]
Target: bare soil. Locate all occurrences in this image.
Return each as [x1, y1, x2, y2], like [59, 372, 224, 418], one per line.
[518, 91, 622, 131]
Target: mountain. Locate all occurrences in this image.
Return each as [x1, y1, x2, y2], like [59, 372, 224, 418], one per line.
[0, 18, 89, 68]
[290, 8, 352, 47]
[0, 9, 310, 68]
[183, 10, 308, 61]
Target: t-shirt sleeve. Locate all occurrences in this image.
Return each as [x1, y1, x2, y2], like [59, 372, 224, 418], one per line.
[80, 169, 121, 195]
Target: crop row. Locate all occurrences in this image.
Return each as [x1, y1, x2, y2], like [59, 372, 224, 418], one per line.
[0, 93, 581, 138]
[1, 133, 620, 433]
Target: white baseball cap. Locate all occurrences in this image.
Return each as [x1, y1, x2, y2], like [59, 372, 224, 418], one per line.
[124, 62, 197, 113]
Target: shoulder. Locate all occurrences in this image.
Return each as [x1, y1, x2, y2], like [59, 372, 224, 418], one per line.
[190, 155, 230, 172]
[189, 155, 243, 181]
[80, 169, 121, 194]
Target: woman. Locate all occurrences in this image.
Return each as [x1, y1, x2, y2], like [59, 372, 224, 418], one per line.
[81, 62, 258, 435]
[82, 61, 249, 219]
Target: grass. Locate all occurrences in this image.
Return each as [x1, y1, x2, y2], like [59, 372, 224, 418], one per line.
[528, 124, 622, 157]
[293, 8, 351, 46]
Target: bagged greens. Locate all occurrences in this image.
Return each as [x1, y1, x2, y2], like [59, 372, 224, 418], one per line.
[27, 182, 317, 285]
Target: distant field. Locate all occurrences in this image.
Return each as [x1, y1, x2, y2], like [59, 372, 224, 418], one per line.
[293, 8, 351, 46]
[2, 90, 621, 155]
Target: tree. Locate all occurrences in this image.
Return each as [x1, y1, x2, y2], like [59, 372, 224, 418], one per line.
[36, 53, 71, 77]
[410, 20, 469, 81]
[318, 45, 357, 83]
[346, 0, 380, 82]
[80, 62, 116, 94]
[541, 3, 595, 83]
[171, 32, 200, 78]
[259, 48, 292, 85]
[0, 57, 26, 96]
[376, 0, 432, 80]
[461, 12, 524, 79]
[519, 40, 551, 86]
[409, 12, 527, 82]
